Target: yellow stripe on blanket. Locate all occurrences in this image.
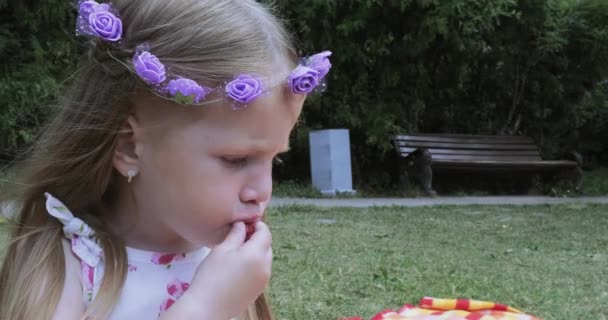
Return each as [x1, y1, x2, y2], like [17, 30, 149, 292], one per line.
[339, 297, 539, 320]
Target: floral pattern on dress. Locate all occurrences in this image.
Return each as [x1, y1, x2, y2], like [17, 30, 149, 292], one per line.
[45, 193, 102, 267]
[45, 192, 210, 317]
[151, 252, 186, 269]
[45, 193, 104, 304]
[159, 279, 190, 314]
[81, 262, 95, 302]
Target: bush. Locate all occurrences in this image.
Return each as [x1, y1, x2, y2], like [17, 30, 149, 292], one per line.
[0, 0, 78, 163]
[1, 0, 607, 190]
[272, 0, 608, 188]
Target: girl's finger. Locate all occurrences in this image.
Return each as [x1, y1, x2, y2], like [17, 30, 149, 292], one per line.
[244, 221, 271, 249]
[217, 221, 246, 249]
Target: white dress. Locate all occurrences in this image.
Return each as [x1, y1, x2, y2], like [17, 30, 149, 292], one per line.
[45, 193, 210, 319]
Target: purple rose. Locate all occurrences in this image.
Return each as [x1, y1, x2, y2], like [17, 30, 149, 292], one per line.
[307, 51, 332, 79]
[167, 78, 212, 104]
[288, 66, 320, 94]
[77, 1, 122, 42]
[79, 0, 98, 16]
[133, 51, 166, 85]
[225, 75, 263, 104]
[88, 9, 122, 42]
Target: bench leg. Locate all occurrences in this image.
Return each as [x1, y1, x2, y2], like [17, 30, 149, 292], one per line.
[401, 164, 436, 196]
[399, 168, 410, 189]
[565, 151, 584, 193]
[570, 166, 584, 193]
[419, 164, 437, 197]
[400, 148, 438, 196]
[411, 148, 437, 197]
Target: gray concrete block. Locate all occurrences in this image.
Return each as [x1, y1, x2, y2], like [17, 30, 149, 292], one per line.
[309, 129, 355, 195]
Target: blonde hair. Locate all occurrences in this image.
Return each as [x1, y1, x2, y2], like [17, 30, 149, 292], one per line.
[0, 0, 296, 319]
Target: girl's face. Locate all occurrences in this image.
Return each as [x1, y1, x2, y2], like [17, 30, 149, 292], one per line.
[117, 86, 305, 250]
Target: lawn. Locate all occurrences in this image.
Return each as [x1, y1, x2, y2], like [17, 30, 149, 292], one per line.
[267, 204, 608, 320]
[0, 204, 606, 319]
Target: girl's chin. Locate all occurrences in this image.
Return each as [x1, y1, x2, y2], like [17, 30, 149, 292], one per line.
[196, 225, 232, 247]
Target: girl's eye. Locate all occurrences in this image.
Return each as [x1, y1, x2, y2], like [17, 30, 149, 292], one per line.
[222, 156, 248, 168]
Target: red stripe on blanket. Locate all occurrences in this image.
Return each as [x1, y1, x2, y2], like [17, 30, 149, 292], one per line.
[494, 303, 508, 311]
[370, 309, 394, 320]
[397, 304, 416, 313]
[455, 299, 470, 310]
[419, 297, 433, 308]
[465, 314, 484, 320]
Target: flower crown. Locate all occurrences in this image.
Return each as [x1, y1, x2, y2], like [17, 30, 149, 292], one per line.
[76, 0, 332, 108]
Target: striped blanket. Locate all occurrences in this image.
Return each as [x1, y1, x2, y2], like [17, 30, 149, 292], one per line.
[340, 297, 539, 320]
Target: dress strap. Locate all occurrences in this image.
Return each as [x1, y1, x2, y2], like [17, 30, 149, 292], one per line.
[45, 193, 102, 267]
[45, 193, 105, 304]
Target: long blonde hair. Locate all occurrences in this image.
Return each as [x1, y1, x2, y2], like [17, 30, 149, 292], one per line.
[0, 0, 296, 318]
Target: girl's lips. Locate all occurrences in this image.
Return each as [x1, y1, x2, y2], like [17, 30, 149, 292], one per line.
[241, 215, 263, 224]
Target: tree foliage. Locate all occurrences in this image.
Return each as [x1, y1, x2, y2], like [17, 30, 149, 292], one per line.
[0, 0, 79, 161]
[1, 0, 607, 187]
[272, 0, 608, 186]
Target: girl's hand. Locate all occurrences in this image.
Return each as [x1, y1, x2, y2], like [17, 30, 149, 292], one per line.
[160, 221, 272, 320]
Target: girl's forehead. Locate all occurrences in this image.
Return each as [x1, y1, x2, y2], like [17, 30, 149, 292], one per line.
[135, 84, 297, 122]
[191, 88, 303, 153]
[202, 87, 303, 136]
[207, 86, 302, 122]
[135, 85, 304, 146]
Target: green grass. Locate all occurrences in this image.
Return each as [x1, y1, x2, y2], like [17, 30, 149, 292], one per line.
[1, 204, 606, 319]
[267, 204, 608, 320]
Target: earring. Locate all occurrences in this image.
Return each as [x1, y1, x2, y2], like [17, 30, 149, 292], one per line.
[127, 169, 137, 183]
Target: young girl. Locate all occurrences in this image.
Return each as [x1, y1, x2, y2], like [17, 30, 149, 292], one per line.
[0, 0, 331, 319]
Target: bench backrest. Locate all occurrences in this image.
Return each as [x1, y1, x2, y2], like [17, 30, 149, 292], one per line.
[393, 134, 542, 162]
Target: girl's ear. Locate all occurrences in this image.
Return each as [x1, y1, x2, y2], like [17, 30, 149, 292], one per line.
[113, 115, 145, 177]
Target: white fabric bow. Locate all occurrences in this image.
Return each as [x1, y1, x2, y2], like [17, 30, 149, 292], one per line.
[45, 193, 102, 267]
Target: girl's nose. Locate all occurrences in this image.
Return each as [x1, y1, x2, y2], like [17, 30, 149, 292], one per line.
[239, 170, 272, 204]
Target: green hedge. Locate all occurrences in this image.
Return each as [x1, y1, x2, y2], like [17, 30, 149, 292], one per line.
[0, 0, 78, 162]
[272, 0, 608, 187]
[1, 0, 607, 188]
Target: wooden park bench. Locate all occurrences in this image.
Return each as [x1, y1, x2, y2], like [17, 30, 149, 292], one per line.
[392, 133, 582, 196]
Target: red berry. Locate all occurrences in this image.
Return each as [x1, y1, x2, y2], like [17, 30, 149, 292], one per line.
[245, 222, 255, 241]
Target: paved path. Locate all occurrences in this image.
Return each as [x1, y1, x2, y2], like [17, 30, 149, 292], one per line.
[270, 196, 608, 208]
[2, 196, 607, 219]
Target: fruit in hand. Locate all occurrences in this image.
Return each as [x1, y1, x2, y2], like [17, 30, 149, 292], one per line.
[245, 222, 255, 241]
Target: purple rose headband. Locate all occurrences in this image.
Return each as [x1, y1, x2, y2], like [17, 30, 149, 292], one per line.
[76, 0, 122, 42]
[76, 0, 332, 109]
